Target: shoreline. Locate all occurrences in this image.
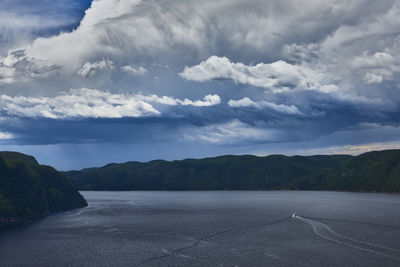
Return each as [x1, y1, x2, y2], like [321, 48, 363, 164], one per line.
[78, 189, 400, 195]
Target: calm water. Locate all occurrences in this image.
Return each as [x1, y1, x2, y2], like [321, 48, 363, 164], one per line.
[1, 191, 400, 266]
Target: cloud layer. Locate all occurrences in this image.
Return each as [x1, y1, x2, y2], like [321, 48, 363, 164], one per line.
[2, 0, 400, 168]
[0, 88, 221, 119]
[180, 56, 336, 93]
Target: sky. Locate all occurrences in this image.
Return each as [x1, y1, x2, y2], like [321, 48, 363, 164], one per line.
[1, 0, 400, 170]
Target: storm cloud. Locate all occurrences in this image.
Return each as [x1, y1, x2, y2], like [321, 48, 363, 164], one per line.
[1, 0, 400, 169]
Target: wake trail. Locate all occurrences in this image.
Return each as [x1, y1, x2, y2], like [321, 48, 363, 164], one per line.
[304, 216, 400, 230]
[292, 215, 400, 262]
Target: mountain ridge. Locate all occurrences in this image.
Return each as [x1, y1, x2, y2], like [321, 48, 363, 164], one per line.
[63, 149, 400, 193]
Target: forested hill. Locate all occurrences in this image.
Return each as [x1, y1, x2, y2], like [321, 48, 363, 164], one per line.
[64, 149, 400, 193]
[0, 152, 87, 226]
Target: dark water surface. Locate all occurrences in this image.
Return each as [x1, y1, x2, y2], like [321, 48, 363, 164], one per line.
[1, 191, 400, 266]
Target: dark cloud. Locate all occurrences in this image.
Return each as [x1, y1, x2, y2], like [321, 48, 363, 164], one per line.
[1, 0, 400, 168]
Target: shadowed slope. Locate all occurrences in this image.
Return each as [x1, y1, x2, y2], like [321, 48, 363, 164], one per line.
[0, 152, 87, 226]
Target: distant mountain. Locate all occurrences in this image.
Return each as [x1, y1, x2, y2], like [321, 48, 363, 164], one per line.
[0, 152, 87, 226]
[64, 149, 400, 193]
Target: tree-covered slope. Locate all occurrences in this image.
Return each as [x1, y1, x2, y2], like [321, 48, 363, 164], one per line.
[283, 150, 400, 192]
[64, 150, 400, 193]
[0, 152, 87, 225]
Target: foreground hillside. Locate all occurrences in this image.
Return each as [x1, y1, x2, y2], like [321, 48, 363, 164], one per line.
[64, 149, 400, 193]
[0, 152, 87, 226]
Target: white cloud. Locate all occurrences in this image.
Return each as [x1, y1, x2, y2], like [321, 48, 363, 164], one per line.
[77, 59, 114, 78]
[134, 94, 179, 106]
[364, 73, 384, 84]
[184, 120, 284, 144]
[121, 65, 147, 76]
[350, 50, 400, 84]
[0, 0, 398, 112]
[0, 131, 13, 140]
[228, 97, 259, 108]
[315, 3, 400, 87]
[3, 0, 396, 85]
[179, 94, 221, 107]
[135, 93, 221, 107]
[180, 56, 337, 93]
[321, 2, 400, 53]
[228, 97, 302, 115]
[78, 0, 142, 30]
[0, 88, 221, 119]
[352, 51, 395, 69]
[0, 50, 59, 85]
[0, 88, 159, 119]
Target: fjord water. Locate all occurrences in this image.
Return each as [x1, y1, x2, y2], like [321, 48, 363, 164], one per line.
[1, 191, 400, 266]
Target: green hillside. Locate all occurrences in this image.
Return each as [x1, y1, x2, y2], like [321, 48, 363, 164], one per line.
[64, 150, 400, 193]
[0, 152, 87, 226]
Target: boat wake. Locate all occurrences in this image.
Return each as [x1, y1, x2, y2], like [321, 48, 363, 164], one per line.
[137, 214, 399, 266]
[292, 214, 400, 261]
